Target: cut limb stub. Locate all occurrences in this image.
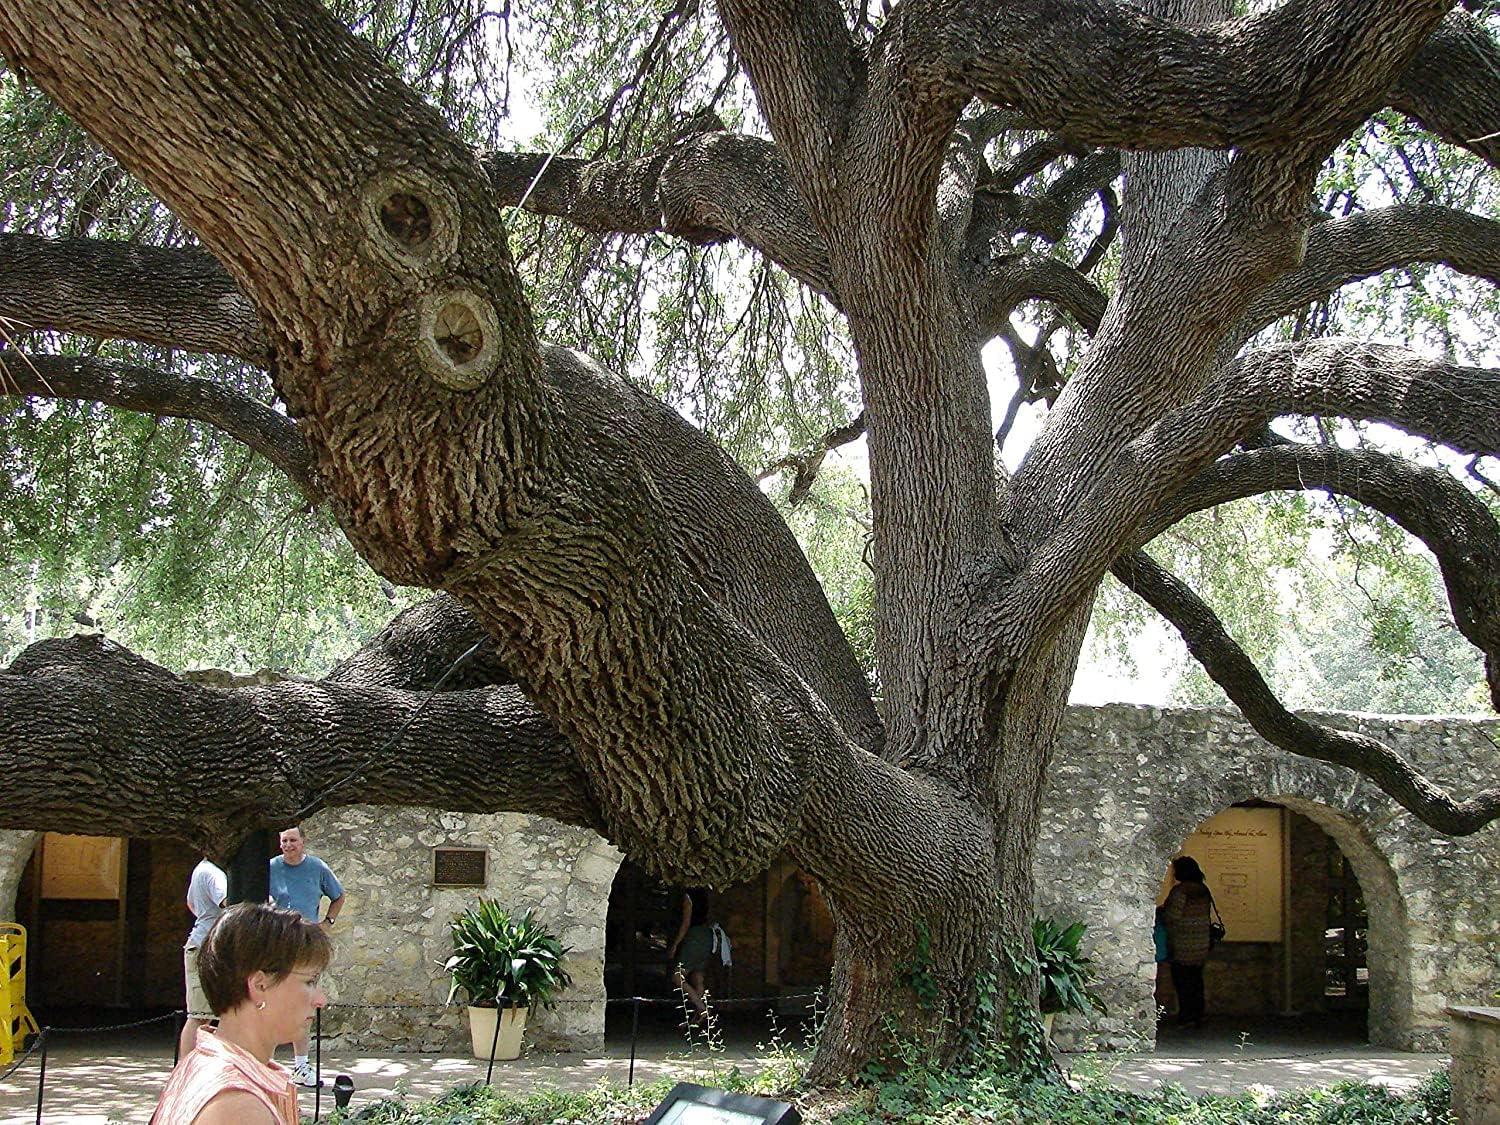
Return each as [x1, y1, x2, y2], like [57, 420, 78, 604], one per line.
[379, 191, 434, 252]
[419, 290, 501, 390]
[435, 301, 482, 363]
[360, 169, 460, 271]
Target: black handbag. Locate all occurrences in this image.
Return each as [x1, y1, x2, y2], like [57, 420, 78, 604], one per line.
[1208, 898, 1227, 948]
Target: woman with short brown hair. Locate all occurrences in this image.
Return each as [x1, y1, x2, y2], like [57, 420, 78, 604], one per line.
[152, 903, 330, 1124]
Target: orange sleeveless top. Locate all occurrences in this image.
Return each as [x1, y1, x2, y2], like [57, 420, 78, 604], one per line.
[151, 1028, 299, 1124]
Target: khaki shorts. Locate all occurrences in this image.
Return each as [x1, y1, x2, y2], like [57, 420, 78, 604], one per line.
[184, 946, 212, 1019]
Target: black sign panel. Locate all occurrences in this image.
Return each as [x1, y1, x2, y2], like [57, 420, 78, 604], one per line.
[431, 847, 487, 887]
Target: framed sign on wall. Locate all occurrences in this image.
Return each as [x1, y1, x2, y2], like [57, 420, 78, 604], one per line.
[40, 833, 124, 900]
[1160, 807, 1284, 942]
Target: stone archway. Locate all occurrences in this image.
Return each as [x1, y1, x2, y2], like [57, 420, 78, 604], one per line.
[1145, 793, 1411, 1049]
[0, 830, 38, 922]
[1271, 796, 1410, 1047]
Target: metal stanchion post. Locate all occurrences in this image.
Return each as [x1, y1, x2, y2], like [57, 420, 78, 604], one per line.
[314, 1006, 323, 1121]
[173, 1009, 185, 1066]
[484, 1005, 503, 1086]
[34, 1029, 47, 1125]
[628, 997, 640, 1088]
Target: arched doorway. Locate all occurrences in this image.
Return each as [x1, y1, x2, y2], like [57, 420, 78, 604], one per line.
[1157, 799, 1405, 1046]
[13, 832, 198, 1018]
[601, 856, 835, 1035]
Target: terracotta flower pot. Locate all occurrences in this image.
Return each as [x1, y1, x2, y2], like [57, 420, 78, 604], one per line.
[467, 1005, 527, 1060]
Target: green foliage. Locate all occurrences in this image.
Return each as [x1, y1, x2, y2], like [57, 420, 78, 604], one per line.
[773, 466, 876, 678]
[328, 1063, 1452, 1124]
[1084, 479, 1492, 715]
[443, 902, 572, 1012]
[1031, 918, 1105, 1018]
[0, 371, 410, 673]
[897, 921, 942, 1012]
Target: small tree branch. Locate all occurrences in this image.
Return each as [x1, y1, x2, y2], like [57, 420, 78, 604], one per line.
[1, 352, 316, 497]
[1139, 443, 1500, 706]
[1244, 205, 1500, 335]
[975, 255, 1106, 340]
[758, 410, 867, 506]
[1113, 549, 1500, 835]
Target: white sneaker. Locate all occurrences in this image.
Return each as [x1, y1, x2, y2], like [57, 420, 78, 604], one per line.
[290, 1062, 320, 1088]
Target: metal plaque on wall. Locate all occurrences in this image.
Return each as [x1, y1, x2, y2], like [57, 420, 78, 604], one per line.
[431, 847, 487, 887]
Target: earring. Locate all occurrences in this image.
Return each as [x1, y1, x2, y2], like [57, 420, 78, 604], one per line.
[256, 1000, 267, 1011]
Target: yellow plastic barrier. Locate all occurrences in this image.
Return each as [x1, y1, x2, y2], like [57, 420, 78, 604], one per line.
[0, 922, 39, 1065]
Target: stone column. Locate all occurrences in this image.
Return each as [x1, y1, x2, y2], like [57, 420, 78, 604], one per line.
[1447, 1006, 1500, 1125]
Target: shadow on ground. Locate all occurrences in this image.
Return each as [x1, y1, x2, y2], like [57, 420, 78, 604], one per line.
[0, 1012, 1447, 1123]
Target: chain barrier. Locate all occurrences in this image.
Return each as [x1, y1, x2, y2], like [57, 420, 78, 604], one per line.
[1, 1011, 183, 1123]
[43, 1010, 183, 1034]
[321, 992, 822, 1011]
[3, 994, 821, 1121]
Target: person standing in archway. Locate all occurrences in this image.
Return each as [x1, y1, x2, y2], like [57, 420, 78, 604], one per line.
[1163, 855, 1215, 1029]
[668, 887, 729, 1029]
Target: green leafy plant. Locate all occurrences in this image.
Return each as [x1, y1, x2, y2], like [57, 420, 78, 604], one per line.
[897, 920, 941, 1011]
[443, 901, 572, 1011]
[1033, 917, 1107, 1017]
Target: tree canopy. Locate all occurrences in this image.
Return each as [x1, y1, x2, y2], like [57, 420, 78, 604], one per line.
[3, 0, 1500, 1080]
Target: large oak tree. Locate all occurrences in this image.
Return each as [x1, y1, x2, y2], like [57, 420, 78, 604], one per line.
[4, 0, 1500, 1080]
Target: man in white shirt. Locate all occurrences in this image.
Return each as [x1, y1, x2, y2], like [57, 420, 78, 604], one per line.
[179, 857, 226, 1058]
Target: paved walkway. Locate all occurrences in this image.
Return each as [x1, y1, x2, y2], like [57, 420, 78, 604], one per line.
[1086, 1021, 1446, 1097]
[0, 1021, 1449, 1123]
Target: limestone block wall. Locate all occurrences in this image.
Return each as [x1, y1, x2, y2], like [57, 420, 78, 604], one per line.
[1447, 1007, 1500, 1125]
[0, 830, 35, 922]
[299, 807, 622, 1053]
[1037, 705, 1500, 1052]
[2, 705, 1495, 1058]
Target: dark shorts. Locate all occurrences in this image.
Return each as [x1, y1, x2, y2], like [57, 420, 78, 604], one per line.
[677, 925, 714, 972]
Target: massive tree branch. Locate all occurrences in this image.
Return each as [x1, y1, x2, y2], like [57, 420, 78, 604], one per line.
[0, 232, 268, 362]
[1207, 340, 1500, 457]
[0, 228, 881, 758]
[1113, 550, 1500, 835]
[1245, 205, 1500, 335]
[972, 339, 1500, 709]
[1139, 443, 1500, 706]
[713, 0, 861, 190]
[0, 633, 602, 853]
[0, 352, 315, 497]
[915, 0, 1451, 154]
[1389, 11, 1500, 169]
[483, 136, 838, 303]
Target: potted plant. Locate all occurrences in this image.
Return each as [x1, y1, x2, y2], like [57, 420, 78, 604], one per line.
[1033, 916, 1106, 1038]
[444, 900, 572, 1060]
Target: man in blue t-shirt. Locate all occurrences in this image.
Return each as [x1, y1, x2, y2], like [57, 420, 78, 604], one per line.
[269, 825, 344, 1085]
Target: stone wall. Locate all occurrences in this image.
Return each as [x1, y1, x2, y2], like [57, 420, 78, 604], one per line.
[1447, 1007, 1500, 1125]
[2, 705, 1496, 1057]
[1037, 705, 1500, 1052]
[0, 831, 35, 924]
[301, 807, 621, 1054]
